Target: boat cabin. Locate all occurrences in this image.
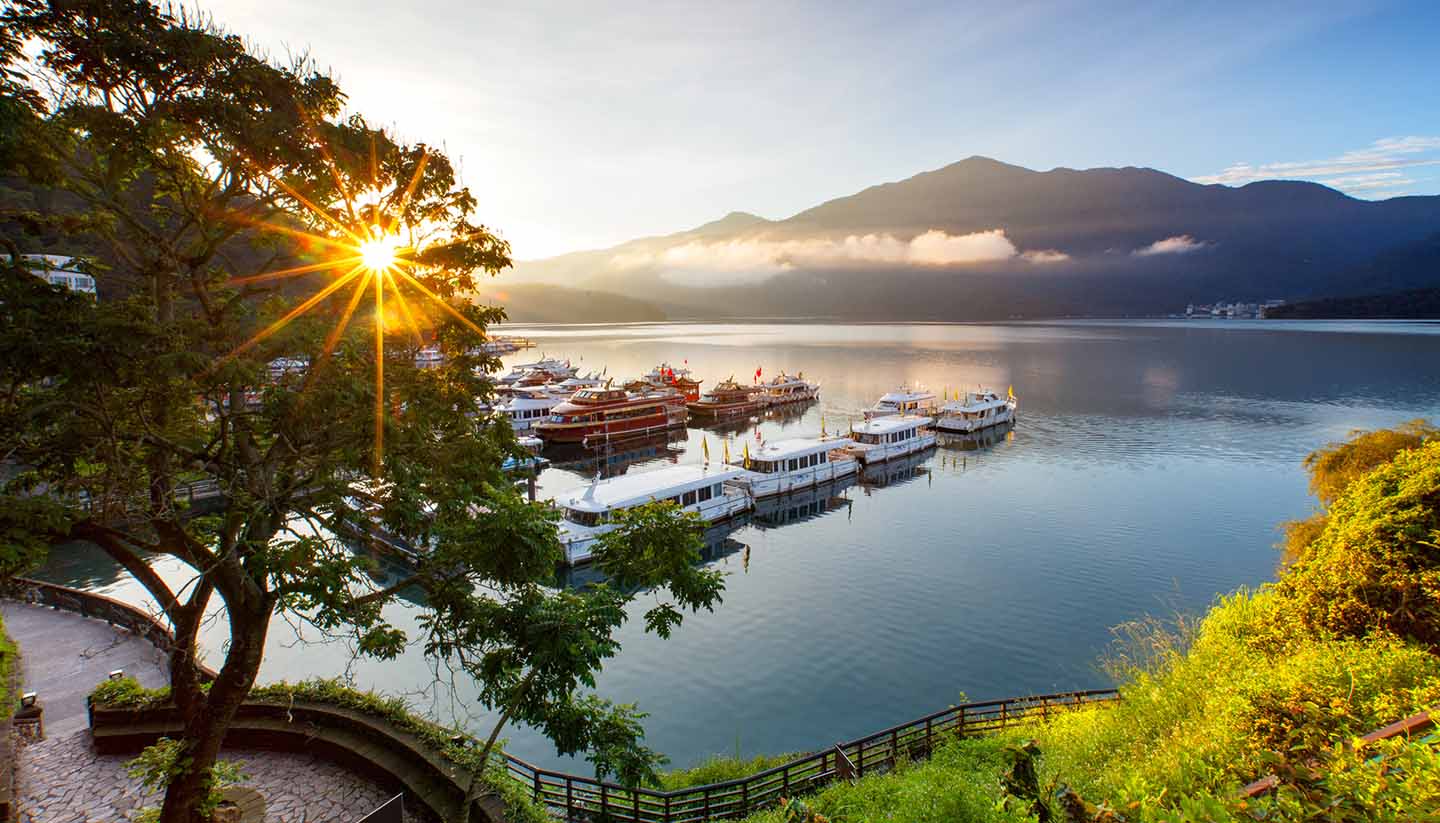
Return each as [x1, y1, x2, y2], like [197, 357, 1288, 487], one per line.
[743, 437, 852, 473]
[557, 464, 750, 526]
[851, 415, 930, 445]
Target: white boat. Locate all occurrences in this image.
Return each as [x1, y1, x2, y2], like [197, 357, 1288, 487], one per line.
[934, 388, 1017, 433]
[864, 387, 937, 419]
[758, 373, 819, 406]
[499, 388, 560, 432]
[726, 436, 857, 498]
[547, 371, 605, 396]
[554, 464, 754, 564]
[414, 345, 445, 368]
[841, 415, 937, 464]
[497, 356, 576, 385]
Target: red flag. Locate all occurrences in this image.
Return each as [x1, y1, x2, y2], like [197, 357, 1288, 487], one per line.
[755, 366, 762, 381]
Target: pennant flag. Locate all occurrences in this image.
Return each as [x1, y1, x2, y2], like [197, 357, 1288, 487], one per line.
[1007, 385, 1015, 400]
[723, 439, 731, 464]
[821, 414, 827, 437]
[743, 441, 751, 469]
[755, 366, 762, 381]
[702, 437, 710, 463]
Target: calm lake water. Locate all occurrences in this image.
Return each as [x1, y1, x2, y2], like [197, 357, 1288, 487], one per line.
[39, 319, 1440, 770]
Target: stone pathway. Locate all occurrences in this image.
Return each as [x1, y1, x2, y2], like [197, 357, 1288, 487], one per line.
[14, 730, 431, 822]
[3, 599, 434, 823]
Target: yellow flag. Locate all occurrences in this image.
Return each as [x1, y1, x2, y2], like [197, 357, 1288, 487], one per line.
[743, 441, 751, 469]
[723, 439, 731, 464]
[1007, 385, 1015, 400]
[702, 437, 710, 463]
[821, 414, 827, 437]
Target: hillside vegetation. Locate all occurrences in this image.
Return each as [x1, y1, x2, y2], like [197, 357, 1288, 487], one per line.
[744, 428, 1440, 822]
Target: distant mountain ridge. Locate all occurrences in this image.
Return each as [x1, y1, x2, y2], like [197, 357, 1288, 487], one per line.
[506, 157, 1440, 320]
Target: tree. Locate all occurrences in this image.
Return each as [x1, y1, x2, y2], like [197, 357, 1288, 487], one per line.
[0, 3, 720, 821]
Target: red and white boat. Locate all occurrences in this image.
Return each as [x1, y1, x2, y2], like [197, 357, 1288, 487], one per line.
[627, 362, 703, 402]
[534, 385, 688, 444]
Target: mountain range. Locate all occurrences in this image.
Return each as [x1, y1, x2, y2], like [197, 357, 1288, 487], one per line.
[495, 157, 1440, 321]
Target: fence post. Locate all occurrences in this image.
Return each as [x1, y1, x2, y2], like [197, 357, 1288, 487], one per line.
[664, 793, 671, 823]
[857, 740, 865, 777]
[1042, 697, 1049, 720]
[925, 716, 933, 755]
[704, 786, 711, 821]
[958, 706, 966, 737]
[782, 765, 789, 797]
[1001, 702, 1008, 729]
[890, 729, 898, 767]
[634, 786, 641, 823]
[533, 770, 541, 803]
[566, 777, 574, 820]
[741, 780, 749, 815]
[601, 783, 609, 818]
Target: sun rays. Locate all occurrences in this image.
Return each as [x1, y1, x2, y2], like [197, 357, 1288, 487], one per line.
[217, 140, 480, 477]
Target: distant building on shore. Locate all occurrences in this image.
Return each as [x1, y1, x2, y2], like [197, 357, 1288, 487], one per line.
[22, 254, 97, 299]
[1184, 299, 1285, 319]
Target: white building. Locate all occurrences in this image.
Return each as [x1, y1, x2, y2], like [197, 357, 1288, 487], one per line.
[23, 254, 97, 299]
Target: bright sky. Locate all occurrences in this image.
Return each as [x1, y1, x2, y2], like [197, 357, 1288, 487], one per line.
[206, 0, 1440, 260]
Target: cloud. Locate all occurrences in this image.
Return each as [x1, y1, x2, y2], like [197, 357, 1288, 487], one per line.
[1193, 136, 1440, 199]
[1020, 249, 1070, 264]
[614, 229, 1036, 286]
[1133, 235, 1208, 256]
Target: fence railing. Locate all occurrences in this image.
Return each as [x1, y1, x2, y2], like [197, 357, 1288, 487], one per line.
[498, 688, 1119, 822]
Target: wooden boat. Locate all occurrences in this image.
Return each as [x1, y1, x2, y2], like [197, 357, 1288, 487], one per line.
[687, 379, 768, 418]
[533, 385, 687, 444]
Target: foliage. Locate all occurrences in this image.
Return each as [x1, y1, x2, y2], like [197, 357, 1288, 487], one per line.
[0, 608, 16, 721]
[656, 751, 807, 791]
[1302, 420, 1437, 507]
[1275, 440, 1440, 646]
[126, 738, 246, 823]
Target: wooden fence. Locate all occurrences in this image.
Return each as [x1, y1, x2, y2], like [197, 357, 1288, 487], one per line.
[498, 688, 1119, 822]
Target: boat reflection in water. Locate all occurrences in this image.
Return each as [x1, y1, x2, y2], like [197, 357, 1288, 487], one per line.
[751, 474, 856, 529]
[692, 398, 814, 436]
[555, 521, 752, 590]
[936, 420, 1015, 452]
[858, 446, 934, 490]
[542, 429, 687, 479]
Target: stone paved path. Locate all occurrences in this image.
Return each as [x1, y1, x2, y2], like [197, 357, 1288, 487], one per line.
[3, 600, 434, 823]
[14, 730, 432, 822]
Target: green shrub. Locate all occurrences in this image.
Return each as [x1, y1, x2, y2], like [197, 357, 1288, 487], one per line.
[0, 608, 16, 721]
[657, 751, 807, 791]
[1275, 440, 1440, 646]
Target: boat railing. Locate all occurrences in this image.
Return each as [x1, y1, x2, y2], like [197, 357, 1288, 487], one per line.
[497, 688, 1118, 822]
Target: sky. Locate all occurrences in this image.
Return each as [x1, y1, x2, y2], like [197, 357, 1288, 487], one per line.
[203, 0, 1440, 260]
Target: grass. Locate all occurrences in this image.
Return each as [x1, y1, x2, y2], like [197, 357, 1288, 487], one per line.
[0, 607, 16, 720]
[657, 751, 808, 791]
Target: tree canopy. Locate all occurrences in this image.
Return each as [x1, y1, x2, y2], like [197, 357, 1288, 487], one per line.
[0, 2, 720, 821]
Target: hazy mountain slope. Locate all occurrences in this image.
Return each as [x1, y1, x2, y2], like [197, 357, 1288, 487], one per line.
[509, 157, 1440, 319]
[473, 284, 669, 323]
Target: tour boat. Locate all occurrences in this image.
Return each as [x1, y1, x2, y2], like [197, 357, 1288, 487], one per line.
[548, 371, 606, 397]
[841, 415, 937, 464]
[414, 345, 445, 368]
[628, 363, 703, 402]
[497, 356, 576, 386]
[725, 436, 858, 498]
[499, 388, 561, 432]
[864, 387, 938, 419]
[758, 373, 820, 407]
[554, 464, 755, 564]
[687, 379, 769, 418]
[933, 388, 1017, 433]
[533, 385, 687, 444]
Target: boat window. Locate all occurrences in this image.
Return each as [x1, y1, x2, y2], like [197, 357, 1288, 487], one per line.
[682, 490, 697, 506]
[713, 483, 722, 496]
[698, 485, 712, 502]
[819, 451, 828, 463]
[565, 509, 602, 526]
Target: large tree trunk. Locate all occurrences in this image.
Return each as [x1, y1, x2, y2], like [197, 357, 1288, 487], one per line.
[158, 599, 270, 823]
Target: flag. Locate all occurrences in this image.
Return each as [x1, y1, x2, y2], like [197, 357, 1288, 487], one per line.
[702, 437, 710, 463]
[1007, 385, 1015, 400]
[821, 414, 827, 437]
[755, 366, 762, 382]
[743, 441, 751, 469]
[723, 439, 731, 464]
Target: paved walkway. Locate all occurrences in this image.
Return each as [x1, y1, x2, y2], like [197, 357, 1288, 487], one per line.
[1, 600, 170, 738]
[3, 600, 433, 823]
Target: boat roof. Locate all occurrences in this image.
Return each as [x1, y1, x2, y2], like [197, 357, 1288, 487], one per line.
[503, 395, 556, 409]
[851, 414, 932, 434]
[746, 436, 854, 460]
[876, 389, 935, 403]
[556, 464, 752, 513]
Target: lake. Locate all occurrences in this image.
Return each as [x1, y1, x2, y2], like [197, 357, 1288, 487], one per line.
[38, 319, 1440, 771]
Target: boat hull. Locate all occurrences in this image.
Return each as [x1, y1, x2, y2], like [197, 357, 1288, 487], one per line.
[843, 431, 938, 464]
[687, 400, 769, 418]
[729, 456, 859, 498]
[534, 411, 686, 444]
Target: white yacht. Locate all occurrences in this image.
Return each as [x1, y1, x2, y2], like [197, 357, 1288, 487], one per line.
[726, 436, 857, 498]
[865, 387, 937, 419]
[547, 371, 605, 396]
[497, 356, 576, 386]
[934, 388, 1017, 433]
[499, 388, 561, 432]
[414, 345, 445, 368]
[841, 415, 937, 464]
[758, 373, 820, 406]
[554, 464, 754, 564]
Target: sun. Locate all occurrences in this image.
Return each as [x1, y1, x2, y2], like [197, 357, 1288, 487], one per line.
[359, 233, 400, 273]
